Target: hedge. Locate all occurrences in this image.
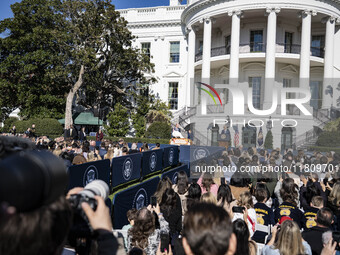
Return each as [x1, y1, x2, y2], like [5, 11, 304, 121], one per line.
[10, 118, 63, 136]
[308, 146, 340, 154]
[316, 131, 340, 147]
[145, 121, 172, 139]
[87, 136, 169, 145]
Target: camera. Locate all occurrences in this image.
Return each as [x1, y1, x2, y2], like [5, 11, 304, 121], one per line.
[68, 180, 109, 224]
[333, 231, 340, 250]
[67, 180, 109, 255]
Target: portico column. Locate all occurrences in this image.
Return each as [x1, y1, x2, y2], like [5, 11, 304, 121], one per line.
[201, 17, 212, 115]
[264, 7, 280, 108]
[322, 16, 335, 109]
[228, 10, 242, 85]
[299, 10, 317, 90]
[186, 25, 196, 108]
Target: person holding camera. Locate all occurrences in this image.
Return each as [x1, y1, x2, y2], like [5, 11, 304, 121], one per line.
[0, 139, 119, 255]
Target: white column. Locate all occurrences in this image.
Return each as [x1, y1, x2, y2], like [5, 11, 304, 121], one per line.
[322, 16, 335, 109]
[201, 17, 212, 115]
[299, 10, 316, 90]
[264, 7, 280, 108]
[186, 25, 196, 108]
[228, 10, 241, 84]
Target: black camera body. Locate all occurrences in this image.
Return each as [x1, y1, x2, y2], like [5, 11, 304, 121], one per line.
[333, 231, 340, 250]
[68, 194, 97, 223]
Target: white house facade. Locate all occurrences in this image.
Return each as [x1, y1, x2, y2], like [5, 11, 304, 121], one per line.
[119, 0, 340, 150]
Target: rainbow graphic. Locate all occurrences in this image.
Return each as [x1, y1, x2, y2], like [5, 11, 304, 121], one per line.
[196, 82, 223, 106]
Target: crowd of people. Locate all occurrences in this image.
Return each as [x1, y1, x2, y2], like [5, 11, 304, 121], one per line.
[2, 125, 340, 255]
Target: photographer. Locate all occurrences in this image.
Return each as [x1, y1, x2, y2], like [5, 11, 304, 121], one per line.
[0, 137, 119, 255]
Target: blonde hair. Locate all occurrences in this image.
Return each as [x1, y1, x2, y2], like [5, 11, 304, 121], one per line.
[238, 191, 253, 209]
[329, 182, 340, 206]
[104, 148, 114, 161]
[200, 192, 217, 204]
[274, 220, 306, 255]
[87, 151, 98, 162]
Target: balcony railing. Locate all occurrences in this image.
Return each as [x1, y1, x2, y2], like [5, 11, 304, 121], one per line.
[276, 43, 301, 54]
[194, 43, 325, 62]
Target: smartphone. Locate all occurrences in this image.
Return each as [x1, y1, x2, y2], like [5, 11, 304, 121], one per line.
[160, 233, 170, 252]
[232, 206, 245, 213]
[323, 178, 328, 186]
[151, 196, 157, 207]
[221, 177, 225, 185]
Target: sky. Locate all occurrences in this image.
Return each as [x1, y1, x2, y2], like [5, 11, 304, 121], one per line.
[0, 0, 187, 21]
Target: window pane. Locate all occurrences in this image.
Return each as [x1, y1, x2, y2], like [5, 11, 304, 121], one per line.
[170, 41, 180, 63]
[249, 77, 261, 109]
[141, 42, 151, 58]
[169, 82, 178, 110]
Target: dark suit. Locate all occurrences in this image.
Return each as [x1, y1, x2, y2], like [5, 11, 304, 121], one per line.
[79, 130, 86, 141]
[70, 127, 78, 140]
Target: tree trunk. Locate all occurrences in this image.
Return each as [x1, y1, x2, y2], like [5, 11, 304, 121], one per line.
[64, 65, 85, 129]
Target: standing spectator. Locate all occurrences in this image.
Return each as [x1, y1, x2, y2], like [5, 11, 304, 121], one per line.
[232, 191, 257, 237]
[233, 219, 257, 255]
[262, 220, 312, 255]
[160, 188, 182, 248]
[24, 127, 31, 137]
[173, 171, 190, 215]
[326, 181, 340, 230]
[64, 125, 70, 139]
[182, 203, 236, 255]
[200, 192, 217, 204]
[127, 205, 169, 255]
[217, 183, 237, 212]
[99, 142, 107, 159]
[79, 127, 87, 141]
[96, 129, 104, 142]
[31, 123, 36, 138]
[302, 207, 334, 255]
[186, 183, 202, 210]
[69, 125, 78, 140]
[10, 125, 16, 136]
[301, 196, 323, 230]
[197, 172, 218, 197]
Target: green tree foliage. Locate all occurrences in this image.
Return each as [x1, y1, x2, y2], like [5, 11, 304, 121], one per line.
[317, 131, 340, 147]
[0, 0, 69, 120]
[146, 99, 172, 124]
[146, 121, 172, 139]
[105, 103, 129, 137]
[3, 117, 18, 133]
[0, 0, 155, 124]
[264, 130, 273, 149]
[131, 87, 151, 138]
